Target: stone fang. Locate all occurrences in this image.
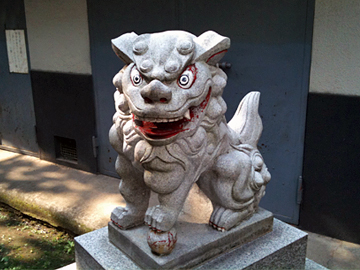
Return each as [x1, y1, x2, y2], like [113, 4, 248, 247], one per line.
[184, 109, 191, 120]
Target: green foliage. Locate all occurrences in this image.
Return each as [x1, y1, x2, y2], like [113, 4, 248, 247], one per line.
[64, 240, 75, 254]
[0, 203, 75, 269]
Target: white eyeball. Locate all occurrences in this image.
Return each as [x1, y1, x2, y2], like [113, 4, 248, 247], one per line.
[130, 66, 143, 86]
[178, 65, 197, 89]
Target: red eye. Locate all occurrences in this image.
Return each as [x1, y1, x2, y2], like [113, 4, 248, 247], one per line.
[178, 65, 197, 89]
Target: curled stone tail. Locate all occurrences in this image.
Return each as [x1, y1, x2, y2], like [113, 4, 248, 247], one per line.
[228, 91, 263, 147]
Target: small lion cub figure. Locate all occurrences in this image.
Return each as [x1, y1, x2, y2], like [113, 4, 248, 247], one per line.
[109, 30, 271, 254]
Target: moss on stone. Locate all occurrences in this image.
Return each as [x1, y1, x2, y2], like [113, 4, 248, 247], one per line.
[0, 192, 93, 235]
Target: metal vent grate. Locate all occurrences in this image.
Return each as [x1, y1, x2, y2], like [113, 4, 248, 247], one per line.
[55, 136, 77, 163]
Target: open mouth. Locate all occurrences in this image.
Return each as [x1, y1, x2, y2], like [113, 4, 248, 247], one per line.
[134, 116, 190, 139]
[133, 88, 211, 140]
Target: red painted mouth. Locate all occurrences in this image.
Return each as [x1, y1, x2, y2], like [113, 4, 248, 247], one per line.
[134, 117, 189, 139]
[134, 88, 211, 140]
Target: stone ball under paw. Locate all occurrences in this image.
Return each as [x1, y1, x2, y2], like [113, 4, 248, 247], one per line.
[147, 227, 177, 255]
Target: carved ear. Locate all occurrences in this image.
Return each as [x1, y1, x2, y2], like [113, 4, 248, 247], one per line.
[111, 32, 138, 64]
[194, 31, 230, 65]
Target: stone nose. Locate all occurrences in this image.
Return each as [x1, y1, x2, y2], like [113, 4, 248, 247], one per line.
[140, 80, 172, 104]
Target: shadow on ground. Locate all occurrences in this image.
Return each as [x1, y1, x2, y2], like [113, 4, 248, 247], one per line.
[0, 151, 124, 234]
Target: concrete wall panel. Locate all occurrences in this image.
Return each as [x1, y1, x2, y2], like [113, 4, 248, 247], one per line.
[24, 0, 91, 74]
[310, 0, 360, 96]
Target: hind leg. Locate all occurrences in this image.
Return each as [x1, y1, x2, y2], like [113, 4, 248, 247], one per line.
[209, 204, 254, 231]
[111, 154, 150, 229]
[198, 149, 256, 231]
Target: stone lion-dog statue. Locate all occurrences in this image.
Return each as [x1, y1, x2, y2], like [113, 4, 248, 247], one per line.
[109, 30, 271, 254]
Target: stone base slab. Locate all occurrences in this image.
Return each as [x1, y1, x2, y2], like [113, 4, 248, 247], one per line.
[75, 208, 309, 269]
[108, 208, 273, 269]
[197, 218, 308, 269]
[60, 258, 328, 270]
[75, 218, 307, 269]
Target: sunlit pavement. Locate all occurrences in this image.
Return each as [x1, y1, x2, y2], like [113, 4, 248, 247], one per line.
[306, 231, 360, 269]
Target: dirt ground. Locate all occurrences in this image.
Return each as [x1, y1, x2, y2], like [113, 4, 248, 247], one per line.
[0, 202, 75, 270]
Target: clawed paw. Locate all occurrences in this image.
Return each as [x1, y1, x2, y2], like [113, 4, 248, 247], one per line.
[111, 206, 145, 230]
[144, 205, 177, 232]
[209, 220, 226, 232]
[209, 205, 254, 232]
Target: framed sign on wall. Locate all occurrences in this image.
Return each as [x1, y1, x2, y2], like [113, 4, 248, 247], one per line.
[5, 29, 29, 74]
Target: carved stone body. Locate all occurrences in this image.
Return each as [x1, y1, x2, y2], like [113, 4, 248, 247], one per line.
[109, 30, 271, 239]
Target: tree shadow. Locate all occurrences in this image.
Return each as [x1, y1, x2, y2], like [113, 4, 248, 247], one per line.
[0, 151, 124, 234]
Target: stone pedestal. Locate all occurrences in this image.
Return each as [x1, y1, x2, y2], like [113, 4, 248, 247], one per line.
[108, 208, 273, 269]
[75, 208, 310, 269]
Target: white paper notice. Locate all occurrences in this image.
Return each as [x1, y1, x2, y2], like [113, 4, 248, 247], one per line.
[5, 30, 29, 74]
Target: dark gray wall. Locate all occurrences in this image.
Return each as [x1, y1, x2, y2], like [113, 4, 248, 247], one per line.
[301, 93, 360, 244]
[0, 0, 38, 154]
[30, 71, 98, 173]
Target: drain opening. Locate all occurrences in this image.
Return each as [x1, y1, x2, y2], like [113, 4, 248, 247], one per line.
[55, 136, 78, 164]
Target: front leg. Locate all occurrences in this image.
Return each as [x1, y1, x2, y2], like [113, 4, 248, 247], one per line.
[145, 181, 193, 232]
[111, 154, 150, 229]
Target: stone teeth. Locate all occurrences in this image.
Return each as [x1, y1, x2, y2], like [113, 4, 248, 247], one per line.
[134, 115, 184, 123]
[159, 119, 169, 123]
[153, 119, 167, 123]
[174, 116, 184, 121]
[184, 110, 191, 120]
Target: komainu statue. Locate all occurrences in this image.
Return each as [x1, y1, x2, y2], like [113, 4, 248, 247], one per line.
[109, 30, 271, 255]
